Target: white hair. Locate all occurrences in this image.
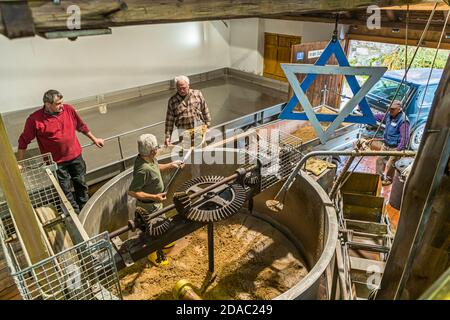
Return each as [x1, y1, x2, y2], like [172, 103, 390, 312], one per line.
[175, 75, 190, 86]
[137, 134, 158, 156]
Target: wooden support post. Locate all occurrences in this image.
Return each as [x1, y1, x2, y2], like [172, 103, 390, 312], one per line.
[0, 114, 50, 265]
[376, 56, 450, 299]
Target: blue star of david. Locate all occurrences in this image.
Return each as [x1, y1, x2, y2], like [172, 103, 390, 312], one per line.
[279, 40, 387, 144]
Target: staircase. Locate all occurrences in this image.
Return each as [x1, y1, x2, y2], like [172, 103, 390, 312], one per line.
[338, 172, 394, 300]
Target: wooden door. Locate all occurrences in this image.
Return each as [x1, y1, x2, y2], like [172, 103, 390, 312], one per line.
[290, 40, 348, 110]
[263, 33, 301, 81]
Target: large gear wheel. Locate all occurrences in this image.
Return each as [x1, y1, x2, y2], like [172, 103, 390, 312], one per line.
[176, 175, 246, 223]
[135, 206, 171, 237]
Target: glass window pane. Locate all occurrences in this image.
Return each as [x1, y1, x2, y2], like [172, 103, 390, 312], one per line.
[368, 79, 410, 102]
[418, 85, 437, 106]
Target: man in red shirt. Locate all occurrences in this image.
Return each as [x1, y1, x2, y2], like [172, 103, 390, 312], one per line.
[18, 90, 104, 213]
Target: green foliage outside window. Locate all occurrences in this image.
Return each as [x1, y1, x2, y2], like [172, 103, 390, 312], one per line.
[379, 46, 449, 70]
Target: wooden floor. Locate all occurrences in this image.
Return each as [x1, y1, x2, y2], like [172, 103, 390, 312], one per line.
[0, 246, 21, 300]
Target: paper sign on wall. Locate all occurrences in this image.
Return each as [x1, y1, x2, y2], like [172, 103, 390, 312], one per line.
[296, 52, 304, 61]
[308, 49, 324, 59]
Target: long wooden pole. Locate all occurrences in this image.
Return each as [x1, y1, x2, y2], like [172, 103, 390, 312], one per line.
[0, 114, 50, 265]
[0, 0, 426, 38]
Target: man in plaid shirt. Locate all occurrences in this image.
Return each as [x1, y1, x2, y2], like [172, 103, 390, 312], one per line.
[164, 75, 211, 147]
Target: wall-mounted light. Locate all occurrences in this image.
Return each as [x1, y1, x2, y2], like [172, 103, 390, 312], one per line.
[391, 28, 400, 33]
[445, 33, 450, 39]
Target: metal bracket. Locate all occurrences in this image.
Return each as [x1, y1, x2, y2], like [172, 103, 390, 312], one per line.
[41, 216, 65, 229]
[111, 236, 135, 267]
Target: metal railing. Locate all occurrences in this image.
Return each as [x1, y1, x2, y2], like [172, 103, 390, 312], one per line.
[1, 232, 121, 300]
[81, 103, 285, 180]
[239, 127, 304, 191]
[0, 154, 122, 300]
[0, 154, 57, 241]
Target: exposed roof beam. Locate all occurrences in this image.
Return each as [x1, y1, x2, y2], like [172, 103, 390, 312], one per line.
[0, 0, 427, 39]
[269, 13, 450, 32]
[386, 10, 400, 22]
[382, 1, 450, 10]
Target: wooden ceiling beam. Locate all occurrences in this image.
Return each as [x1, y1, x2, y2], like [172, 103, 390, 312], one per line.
[268, 13, 450, 32]
[386, 10, 400, 22]
[348, 24, 450, 49]
[0, 0, 426, 38]
[382, 1, 450, 10]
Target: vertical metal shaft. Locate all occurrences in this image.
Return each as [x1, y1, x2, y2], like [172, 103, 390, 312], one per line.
[207, 223, 214, 273]
[117, 136, 126, 171]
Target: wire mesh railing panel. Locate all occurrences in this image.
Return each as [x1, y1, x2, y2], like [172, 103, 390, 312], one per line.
[0, 154, 63, 240]
[0, 203, 16, 240]
[0, 153, 122, 300]
[18, 154, 63, 213]
[10, 232, 121, 300]
[238, 127, 303, 191]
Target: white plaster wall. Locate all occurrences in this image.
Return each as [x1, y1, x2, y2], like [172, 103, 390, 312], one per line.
[229, 18, 346, 76]
[0, 18, 346, 113]
[229, 18, 261, 75]
[0, 21, 230, 113]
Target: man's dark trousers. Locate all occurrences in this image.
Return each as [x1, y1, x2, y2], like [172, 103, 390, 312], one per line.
[56, 155, 89, 214]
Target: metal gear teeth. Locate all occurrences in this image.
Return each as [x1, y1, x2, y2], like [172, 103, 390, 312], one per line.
[177, 175, 225, 194]
[147, 217, 171, 237]
[177, 176, 247, 223]
[135, 206, 171, 237]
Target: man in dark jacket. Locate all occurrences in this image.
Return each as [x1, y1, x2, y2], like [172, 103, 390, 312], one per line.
[375, 100, 410, 186]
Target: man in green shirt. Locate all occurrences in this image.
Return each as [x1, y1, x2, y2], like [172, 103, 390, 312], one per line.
[128, 133, 184, 266]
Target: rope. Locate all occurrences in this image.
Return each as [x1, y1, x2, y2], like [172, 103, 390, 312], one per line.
[335, 4, 441, 204]
[405, 4, 409, 76]
[407, 8, 450, 149]
[321, 3, 441, 203]
[335, 4, 440, 194]
[369, 2, 439, 144]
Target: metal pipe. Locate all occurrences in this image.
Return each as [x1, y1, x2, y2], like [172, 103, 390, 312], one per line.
[84, 104, 284, 176]
[173, 279, 203, 300]
[109, 225, 131, 239]
[163, 148, 193, 193]
[117, 136, 126, 172]
[273, 150, 416, 203]
[346, 241, 390, 254]
[208, 223, 214, 273]
[82, 103, 285, 148]
[81, 120, 165, 148]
